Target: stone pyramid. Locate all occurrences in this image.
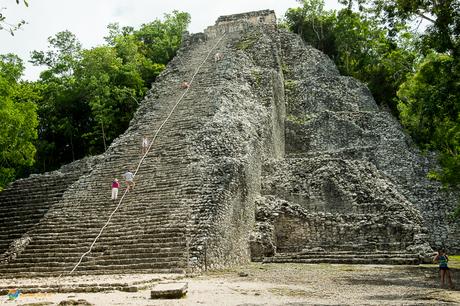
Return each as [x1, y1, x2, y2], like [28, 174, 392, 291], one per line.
[0, 10, 458, 276]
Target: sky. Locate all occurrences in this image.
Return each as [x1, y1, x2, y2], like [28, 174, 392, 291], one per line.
[0, 0, 343, 80]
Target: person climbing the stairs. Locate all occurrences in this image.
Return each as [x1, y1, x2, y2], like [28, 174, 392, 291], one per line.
[111, 178, 120, 201]
[123, 170, 135, 192]
[180, 81, 190, 89]
[141, 135, 149, 155]
[214, 52, 223, 62]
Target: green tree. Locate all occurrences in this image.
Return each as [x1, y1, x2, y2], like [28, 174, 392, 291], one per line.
[30, 11, 190, 172]
[134, 11, 191, 65]
[31, 31, 91, 170]
[0, 53, 38, 189]
[31, 30, 82, 77]
[285, 0, 416, 114]
[0, 0, 28, 36]
[340, 0, 460, 55]
[284, 0, 337, 55]
[398, 53, 460, 185]
[286, 0, 460, 216]
[77, 46, 142, 153]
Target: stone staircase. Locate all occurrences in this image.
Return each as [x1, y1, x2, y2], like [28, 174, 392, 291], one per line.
[263, 251, 422, 265]
[0, 33, 230, 276]
[0, 159, 92, 259]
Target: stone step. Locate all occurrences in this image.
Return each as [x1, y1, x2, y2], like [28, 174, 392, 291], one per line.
[24, 211, 187, 222]
[4, 255, 187, 268]
[8, 252, 186, 266]
[21, 235, 186, 245]
[17, 247, 186, 259]
[18, 242, 186, 256]
[23, 209, 187, 220]
[0, 205, 57, 214]
[25, 217, 186, 228]
[0, 220, 187, 234]
[29, 215, 187, 224]
[1, 182, 72, 192]
[0, 196, 63, 205]
[23, 233, 186, 245]
[12, 226, 185, 237]
[25, 209, 186, 217]
[7, 232, 185, 244]
[0, 212, 55, 222]
[277, 251, 419, 257]
[0, 266, 184, 277]
[263, 256, 420, 265]
[262, 252, 421, 265]
[281, 250, 418, 255]
[27, 234, 185, 243]
[0, 186, 74, 196]
[0, 261, 187, 274]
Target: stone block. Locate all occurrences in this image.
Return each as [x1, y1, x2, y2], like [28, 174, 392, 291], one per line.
[150, 282, 188, 299]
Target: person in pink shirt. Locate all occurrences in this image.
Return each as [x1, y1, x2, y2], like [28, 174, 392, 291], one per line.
[111, 178, 120, 201]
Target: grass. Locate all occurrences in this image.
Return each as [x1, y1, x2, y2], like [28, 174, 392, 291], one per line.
[449, 255, 460, 269]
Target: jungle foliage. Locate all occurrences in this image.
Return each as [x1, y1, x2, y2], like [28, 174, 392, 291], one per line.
[0, 11, 190, 189]
[285, 0, 460, 189]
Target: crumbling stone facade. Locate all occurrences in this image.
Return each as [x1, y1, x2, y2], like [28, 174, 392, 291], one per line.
[0, 10, 458, 276]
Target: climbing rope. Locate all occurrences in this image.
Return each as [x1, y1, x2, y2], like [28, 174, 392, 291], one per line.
[66, 33, 227, 275]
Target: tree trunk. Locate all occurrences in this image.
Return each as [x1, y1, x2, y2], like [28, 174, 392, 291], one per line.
[101, 121, 107, 151]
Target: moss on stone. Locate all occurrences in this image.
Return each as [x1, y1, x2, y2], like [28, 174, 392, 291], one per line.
[251, 70, 262, 86]
[286, 114, 311, 125]
[284, 79, 297, 92]
[281, 62, 290, 75]
[236, 34, 258, 51]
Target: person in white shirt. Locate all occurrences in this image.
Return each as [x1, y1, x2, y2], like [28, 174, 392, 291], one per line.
[122, 170, 135, 192]
[141, 136, 149, 155]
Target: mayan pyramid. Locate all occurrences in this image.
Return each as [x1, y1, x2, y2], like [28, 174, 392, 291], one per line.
[0, 10, 458, 276]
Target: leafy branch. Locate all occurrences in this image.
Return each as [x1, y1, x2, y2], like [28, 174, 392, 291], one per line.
[0, 0, 29, 36]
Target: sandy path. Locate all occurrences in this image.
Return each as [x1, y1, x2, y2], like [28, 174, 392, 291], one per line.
[2, 263, 460, 305]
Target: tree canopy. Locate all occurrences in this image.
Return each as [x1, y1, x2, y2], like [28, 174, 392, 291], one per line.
[285, 0, 460, 215]
[0, 0, 29, 35]
[0, 54, 38, 190]
[0, 10, 190, 189]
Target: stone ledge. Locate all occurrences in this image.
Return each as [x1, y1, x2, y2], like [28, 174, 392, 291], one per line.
[150, 282, 188, 299]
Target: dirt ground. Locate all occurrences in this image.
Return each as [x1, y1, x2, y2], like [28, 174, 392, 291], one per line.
[2, 263, 460, 306]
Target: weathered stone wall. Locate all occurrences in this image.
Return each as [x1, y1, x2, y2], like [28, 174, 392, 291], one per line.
[274, 30, 460, 254]
[251, 158, 431, 259]
[185, 17, 286, 269]
[205, 10, 276, 38]
[0, 157, 97, 259]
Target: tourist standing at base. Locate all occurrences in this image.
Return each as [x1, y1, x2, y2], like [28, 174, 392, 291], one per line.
[123, 170, 135, 192]
[434, 249, 454, 289]
[111, 178, 120, 201]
